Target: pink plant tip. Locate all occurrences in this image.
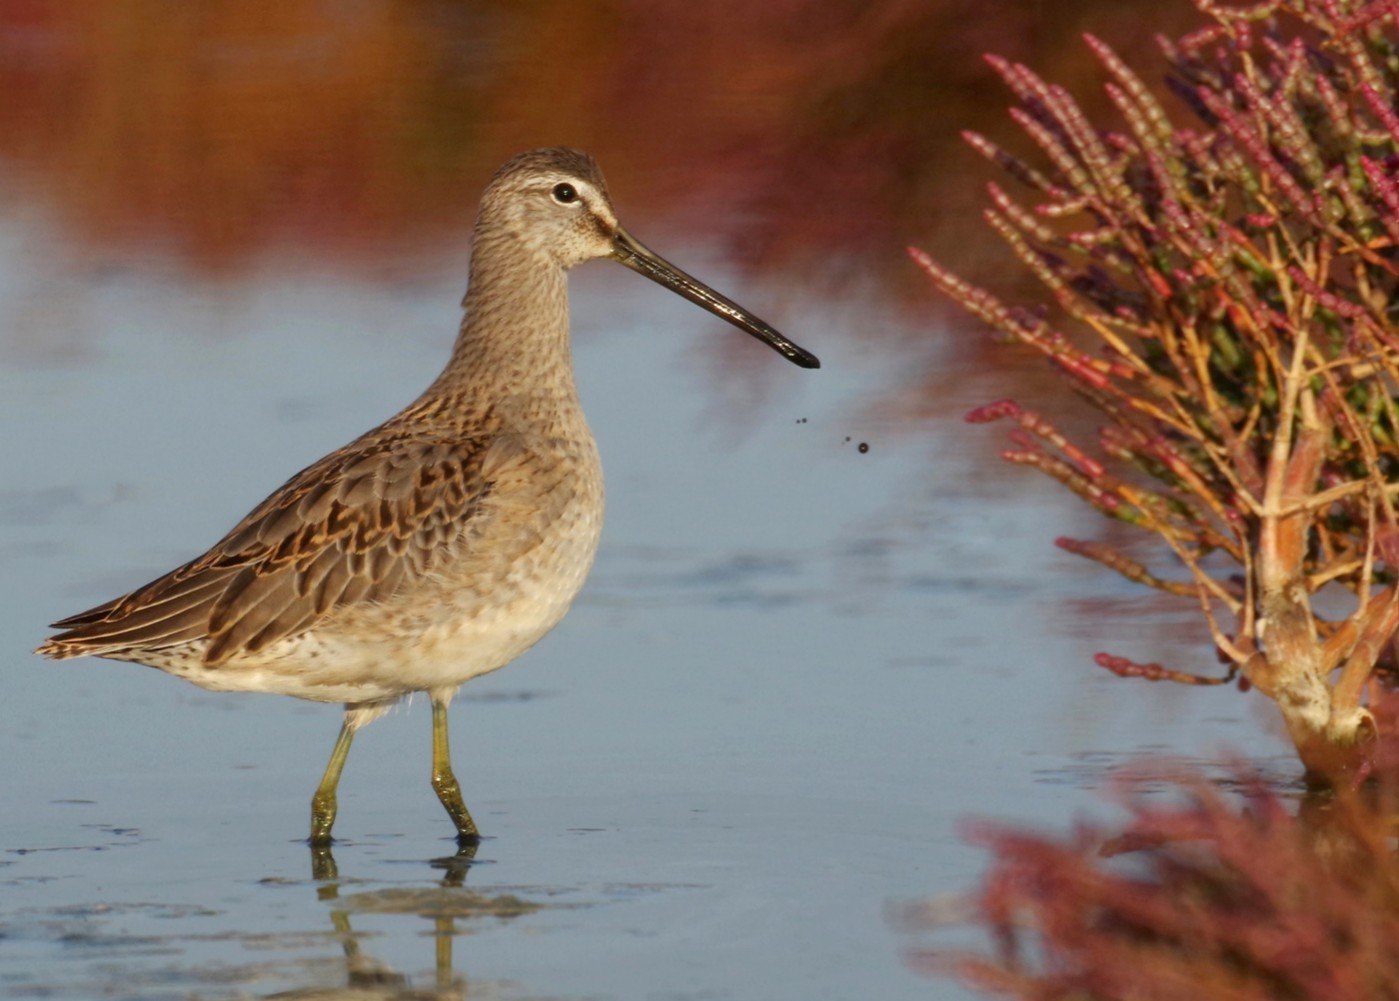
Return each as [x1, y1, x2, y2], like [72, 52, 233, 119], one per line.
[1053, 355, 1110, 389]
[1077, 455, 1106, 479]
[965, 399, 1021, 424]
[1095, 652, 1166, 679]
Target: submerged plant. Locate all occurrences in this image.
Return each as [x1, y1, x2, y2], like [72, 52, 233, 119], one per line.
[913, 0, 1399, 782]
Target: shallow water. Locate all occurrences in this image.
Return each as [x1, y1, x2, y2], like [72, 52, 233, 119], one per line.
[0, 198, 1297, 1000]
[0, 8, 1296, 993]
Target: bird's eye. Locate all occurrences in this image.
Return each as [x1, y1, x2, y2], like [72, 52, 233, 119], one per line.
[552, 183, 578, 204]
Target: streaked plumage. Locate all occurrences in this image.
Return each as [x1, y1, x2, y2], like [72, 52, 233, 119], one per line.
[38, 147, 818, 845]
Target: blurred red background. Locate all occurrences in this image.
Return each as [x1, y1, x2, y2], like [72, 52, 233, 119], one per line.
[0, 0, 1199, 293]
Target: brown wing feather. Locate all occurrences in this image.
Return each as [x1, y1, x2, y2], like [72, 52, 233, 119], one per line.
[39, 429, 496, 665]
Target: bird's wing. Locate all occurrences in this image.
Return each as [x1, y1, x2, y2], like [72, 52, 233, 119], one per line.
[42, 430, 529, 665]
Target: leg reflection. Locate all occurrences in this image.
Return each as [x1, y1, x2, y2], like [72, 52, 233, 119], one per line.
[294, 839, 507, 998]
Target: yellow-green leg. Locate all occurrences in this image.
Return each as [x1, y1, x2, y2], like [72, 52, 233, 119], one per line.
[431, 697, 480, 843]
[310, 718, 355, 846]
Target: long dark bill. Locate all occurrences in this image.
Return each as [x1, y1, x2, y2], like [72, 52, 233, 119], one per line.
[611, 226, 820, 369]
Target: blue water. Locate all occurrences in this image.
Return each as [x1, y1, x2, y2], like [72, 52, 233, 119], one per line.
[0, 210, 1288, 999]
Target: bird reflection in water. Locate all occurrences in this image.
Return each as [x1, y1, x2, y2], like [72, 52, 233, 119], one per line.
[268, 841, 537, 1000]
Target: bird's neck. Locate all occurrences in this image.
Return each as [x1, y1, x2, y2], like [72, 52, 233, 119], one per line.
[426, 231, 581, 416]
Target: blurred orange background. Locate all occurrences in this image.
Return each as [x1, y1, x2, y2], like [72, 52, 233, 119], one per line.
[0, 0, 1198, 293]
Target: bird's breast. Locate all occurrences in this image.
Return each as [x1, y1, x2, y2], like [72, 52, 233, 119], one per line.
[381, 431, 605, 687]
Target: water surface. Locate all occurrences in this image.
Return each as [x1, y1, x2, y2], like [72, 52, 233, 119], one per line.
[0, 223, 1289, 999]
[0, 3, 1292, 996]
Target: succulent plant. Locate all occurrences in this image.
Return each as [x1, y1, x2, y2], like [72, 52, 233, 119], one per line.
[914, 0, 1399, 782]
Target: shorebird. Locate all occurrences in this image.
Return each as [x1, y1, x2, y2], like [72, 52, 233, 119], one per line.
[37, 147, 819, 846]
